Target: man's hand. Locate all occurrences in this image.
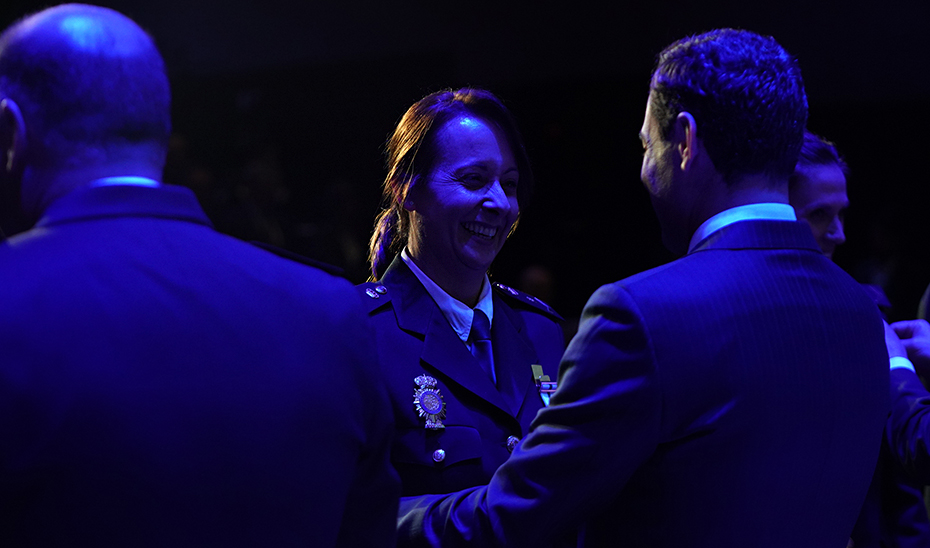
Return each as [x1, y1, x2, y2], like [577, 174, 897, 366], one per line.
[891, 319, 930, 375]
[885, 321, 907, 359]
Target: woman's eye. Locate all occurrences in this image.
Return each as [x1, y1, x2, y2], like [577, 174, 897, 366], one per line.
[459, 173, 485, 187]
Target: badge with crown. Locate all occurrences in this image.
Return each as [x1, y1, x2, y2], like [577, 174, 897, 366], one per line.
[413, 375, 446, 430]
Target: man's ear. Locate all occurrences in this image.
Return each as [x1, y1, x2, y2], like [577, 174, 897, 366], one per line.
[0, 98, 27, 175]
[673, 111, 699, 172]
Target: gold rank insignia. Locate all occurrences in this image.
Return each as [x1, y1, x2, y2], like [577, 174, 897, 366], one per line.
[413, 375, 446, 430]
[532, 364, 557, 407]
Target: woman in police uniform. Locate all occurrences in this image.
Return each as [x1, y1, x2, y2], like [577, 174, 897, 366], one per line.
[359, 88, 564, 496]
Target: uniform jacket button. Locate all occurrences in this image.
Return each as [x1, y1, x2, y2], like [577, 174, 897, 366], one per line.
[432, 449, 446, 463]
[507, 436, 520, 453]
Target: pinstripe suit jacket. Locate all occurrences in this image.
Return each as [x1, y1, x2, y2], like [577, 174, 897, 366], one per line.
[398, 219, 889, 548]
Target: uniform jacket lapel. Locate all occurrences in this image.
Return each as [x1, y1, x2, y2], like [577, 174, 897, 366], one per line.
[383, 259, 514, 417]
[491, 292, 539, 417]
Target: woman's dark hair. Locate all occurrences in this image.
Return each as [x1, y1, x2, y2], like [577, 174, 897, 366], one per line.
[367, 87, 534, 280]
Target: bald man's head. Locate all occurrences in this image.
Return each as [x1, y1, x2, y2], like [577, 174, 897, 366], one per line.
[0, 4, 170, 167]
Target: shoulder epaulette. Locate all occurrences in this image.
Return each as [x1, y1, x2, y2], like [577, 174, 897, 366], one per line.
[357, 281, 392, 312]
[492, 282, 563, 321]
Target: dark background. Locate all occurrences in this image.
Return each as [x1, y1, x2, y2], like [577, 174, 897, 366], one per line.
[2, 0, 927, 321]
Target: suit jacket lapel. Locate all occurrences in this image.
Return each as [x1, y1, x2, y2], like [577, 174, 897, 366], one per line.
[491, 293, 539, 417]
[383, 258, 513, 417]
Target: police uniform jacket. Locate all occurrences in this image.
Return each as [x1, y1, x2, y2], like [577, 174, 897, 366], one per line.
[359, 256, 563, 496]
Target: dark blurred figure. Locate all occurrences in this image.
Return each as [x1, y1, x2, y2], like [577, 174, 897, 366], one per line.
[516, 263, 580, 345]
[300, 178, 371, 283]
[397, 29, 888, 548]
[789, 131, 930, 548]
[852, 205, 926, 322]
[0, 5, 398, 546]
[885, 320, 930, 484]
[358, 88, 565, 502]
[517, 264, 555, 306]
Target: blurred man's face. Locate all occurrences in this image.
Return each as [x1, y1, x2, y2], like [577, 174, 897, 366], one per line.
[789, 163, 849, 260]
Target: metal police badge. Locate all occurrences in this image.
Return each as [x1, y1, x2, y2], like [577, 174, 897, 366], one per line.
[413, 375, 446, 430]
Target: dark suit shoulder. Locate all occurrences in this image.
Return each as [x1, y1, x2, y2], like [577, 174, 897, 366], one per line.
[249, 241, 346, 277]
[492, 282, 563, 322]
[357, 281, 394, 314]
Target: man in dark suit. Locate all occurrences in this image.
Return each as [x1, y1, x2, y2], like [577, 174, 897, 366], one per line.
[397, 28, 888, 547]
[789, 131, 930, 548]
[0, 5, 398, 546]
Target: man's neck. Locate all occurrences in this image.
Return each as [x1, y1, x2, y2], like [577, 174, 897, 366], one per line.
[21, 160, 163, 219]
[696, 175, 790, 230]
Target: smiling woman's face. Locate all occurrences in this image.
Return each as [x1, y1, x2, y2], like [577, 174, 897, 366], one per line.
[406, 115, 519, 291]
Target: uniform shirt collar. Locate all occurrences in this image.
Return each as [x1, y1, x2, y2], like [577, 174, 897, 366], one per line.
[401, 248, 493, 344]
[688, 203, 796, 253]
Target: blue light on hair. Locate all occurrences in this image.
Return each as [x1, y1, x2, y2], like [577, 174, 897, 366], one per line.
[457, 117, 482, 131]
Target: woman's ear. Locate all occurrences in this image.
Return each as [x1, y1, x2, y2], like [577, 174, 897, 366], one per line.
[402, 177, 418, 211]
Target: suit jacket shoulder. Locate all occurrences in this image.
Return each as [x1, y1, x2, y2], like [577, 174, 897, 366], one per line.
[249, 240, 346, 277]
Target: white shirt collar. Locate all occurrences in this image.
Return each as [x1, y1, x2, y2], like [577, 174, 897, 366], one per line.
[401, 248, 493, 344]
[688, 203, 796, 253]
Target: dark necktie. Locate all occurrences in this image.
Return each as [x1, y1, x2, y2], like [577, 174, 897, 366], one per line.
[469, 309, 496, 385]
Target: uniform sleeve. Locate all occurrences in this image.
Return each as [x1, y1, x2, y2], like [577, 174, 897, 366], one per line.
[887, 367, 930, 484]
[397, 283, 663, 547]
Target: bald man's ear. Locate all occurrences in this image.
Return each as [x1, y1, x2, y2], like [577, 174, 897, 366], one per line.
[673, 111, 699, 172]
[0, 98, 27, 175]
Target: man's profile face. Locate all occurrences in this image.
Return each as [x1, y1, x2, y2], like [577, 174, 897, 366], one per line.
[789, 162, 849, 260]
[639, 91, 689, 254]
[639, 93, 675, 200]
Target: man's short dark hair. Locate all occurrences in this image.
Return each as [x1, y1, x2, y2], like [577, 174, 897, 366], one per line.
[650, 28, 808, 185]
[795, 130, 848, 174]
